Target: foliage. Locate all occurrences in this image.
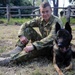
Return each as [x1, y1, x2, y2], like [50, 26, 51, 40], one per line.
[69, 0, 75, 3]
[0, 0, 32, 18]
[69, 0, 72, 3]
[61, 17, 75, 25]
[0, 0, 32, 6]
[0, 0, 8, 6]
[10, 0, 32, 6]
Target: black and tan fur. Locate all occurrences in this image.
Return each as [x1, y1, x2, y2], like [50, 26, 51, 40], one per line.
[53, 22, 73, 75]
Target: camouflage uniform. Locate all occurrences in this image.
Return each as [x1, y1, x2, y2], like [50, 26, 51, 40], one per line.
[11, 15, 63, 63]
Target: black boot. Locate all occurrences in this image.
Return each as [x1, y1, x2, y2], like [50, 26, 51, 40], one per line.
[0, 57, 11, 66]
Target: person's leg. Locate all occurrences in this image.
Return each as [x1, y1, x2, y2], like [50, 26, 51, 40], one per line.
[10, 46, 53, 64]
[1, 27, 42, 57]
[0, 46, 53, 66]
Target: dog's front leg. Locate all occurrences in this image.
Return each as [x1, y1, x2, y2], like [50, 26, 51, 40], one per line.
[64, 62, 72, 71]
[53, 50, 64, 75]
[53, 64, 64, 75]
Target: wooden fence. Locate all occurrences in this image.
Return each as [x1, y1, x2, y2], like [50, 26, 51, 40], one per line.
[0, 5, 40, 22]
[0, 5, 75, 23]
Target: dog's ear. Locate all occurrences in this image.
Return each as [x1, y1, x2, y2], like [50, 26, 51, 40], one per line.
[55, 22, 61, 33]
[65, 22, 72, 34]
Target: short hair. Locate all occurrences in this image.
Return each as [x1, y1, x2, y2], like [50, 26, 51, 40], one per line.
[40, 1, 51, 9]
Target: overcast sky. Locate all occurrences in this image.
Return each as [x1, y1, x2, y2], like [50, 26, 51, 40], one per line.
[48, 0, 69, 7]
[59, 0, 69, 7]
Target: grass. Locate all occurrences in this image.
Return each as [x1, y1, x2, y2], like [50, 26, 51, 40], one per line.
[0, 18, 75, 75]
[0, 16, 75, 25]
[9, 18, 31, 25]
[61, 17, 75, 25]
[0, 25, 20, 53]
[0, 18, 31, 25]
[72, 27, 75, 31]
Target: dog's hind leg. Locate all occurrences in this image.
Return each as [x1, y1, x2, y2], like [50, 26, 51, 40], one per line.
[72, 51, 75, 58]
[71, 43, 75, 58]
[64, 62, 72, 71]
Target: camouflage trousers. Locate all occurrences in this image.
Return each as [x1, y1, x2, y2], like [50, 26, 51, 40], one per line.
[16, 27, 42, 48]
[11, 46, 53, 64]
[11, 27, 53, 63]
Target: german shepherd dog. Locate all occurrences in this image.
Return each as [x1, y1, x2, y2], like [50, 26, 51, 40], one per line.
[53, 22, 73, 75]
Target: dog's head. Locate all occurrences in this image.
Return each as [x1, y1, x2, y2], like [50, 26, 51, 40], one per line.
[55, 22, 72, 53]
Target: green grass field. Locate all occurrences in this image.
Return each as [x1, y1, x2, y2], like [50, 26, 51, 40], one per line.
[0, 17, 75, 75]
[0, 17, 75, 25]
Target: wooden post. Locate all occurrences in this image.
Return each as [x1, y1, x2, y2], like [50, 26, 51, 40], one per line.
[18, 8, 21, 18]
[66, 6, 71, 24]
[33, 0, 35, 6]
[32, 0, 36, 18]
[6, 0, 10, 24]
[53, 0, 58, 16]
[6, 4, 10, 23]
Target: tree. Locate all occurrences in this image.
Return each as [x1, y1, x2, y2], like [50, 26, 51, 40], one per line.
[11, 0, 32, 6]
[53, 0, 59, 16]
[69, 0, 75, 3]
[10, 0, 32, 17]
[0, 0, 8, 6]
[0, 0, 32, 18]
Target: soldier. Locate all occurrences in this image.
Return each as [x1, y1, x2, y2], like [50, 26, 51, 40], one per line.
[0, 1, 63, 65]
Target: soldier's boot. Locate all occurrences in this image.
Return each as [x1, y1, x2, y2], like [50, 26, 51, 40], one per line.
[0, 46, 23, 57]
[0, 57, 11, 66]
[0, 38, 29, 57]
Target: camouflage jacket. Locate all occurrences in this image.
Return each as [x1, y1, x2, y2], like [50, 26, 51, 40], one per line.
[18, 15, 63, 50]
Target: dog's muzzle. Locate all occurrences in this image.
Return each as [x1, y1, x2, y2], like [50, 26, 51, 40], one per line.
[57, 41, 70, 49]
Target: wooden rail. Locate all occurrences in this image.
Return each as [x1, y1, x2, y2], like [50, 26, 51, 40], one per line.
[0, 6, 75, 23]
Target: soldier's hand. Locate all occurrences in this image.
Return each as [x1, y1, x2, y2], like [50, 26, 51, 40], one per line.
[20, 36, 28, 44]
[24, 45, 34, 53]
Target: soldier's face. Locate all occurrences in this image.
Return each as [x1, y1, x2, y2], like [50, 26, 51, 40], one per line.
[40, 6, 52, 22]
